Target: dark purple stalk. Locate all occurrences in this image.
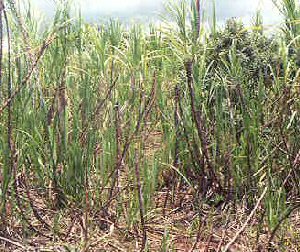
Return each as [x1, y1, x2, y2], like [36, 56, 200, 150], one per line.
[3, 3, 13, 215]
[105, 72, 157, 206]
[0, 1, 3, 100]
[196, 0, 201, 39]
[174, 84, 180, 168]
[108, 102, 122, 201]
[185, 60, 221, 193]
[134, 150, 147, 251]
[0, 34, 57, 116]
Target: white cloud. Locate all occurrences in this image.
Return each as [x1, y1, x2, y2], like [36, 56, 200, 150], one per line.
[28, 0, 281, 25]
[80, 0, 143, 13]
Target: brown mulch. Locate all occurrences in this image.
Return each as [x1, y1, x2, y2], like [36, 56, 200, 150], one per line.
[1, 183, 300, 252]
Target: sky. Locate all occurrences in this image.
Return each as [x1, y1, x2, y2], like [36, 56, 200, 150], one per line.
[29, 0, 282, 27]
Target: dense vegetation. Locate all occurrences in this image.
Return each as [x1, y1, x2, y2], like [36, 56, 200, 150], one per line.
[0, 0, 300, 251]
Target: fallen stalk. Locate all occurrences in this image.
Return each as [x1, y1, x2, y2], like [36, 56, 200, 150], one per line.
[223, 187, 268, 252]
